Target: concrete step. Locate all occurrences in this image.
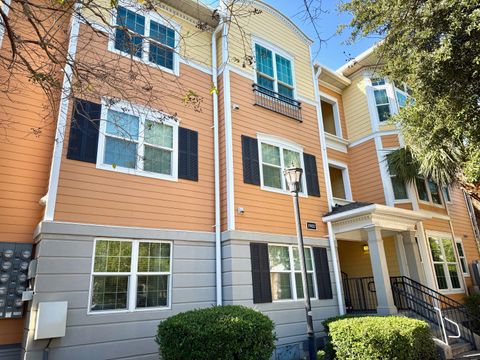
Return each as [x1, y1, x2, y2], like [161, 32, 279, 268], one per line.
[451, 342, 474, 357]
[454, 350, 480, 359]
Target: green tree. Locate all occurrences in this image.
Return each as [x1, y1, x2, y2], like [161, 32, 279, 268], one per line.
[340, 0, 480, 199]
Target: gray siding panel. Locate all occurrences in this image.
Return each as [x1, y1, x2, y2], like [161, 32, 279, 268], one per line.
[221, 239, 340, 348]
[24, 223, 217, 360]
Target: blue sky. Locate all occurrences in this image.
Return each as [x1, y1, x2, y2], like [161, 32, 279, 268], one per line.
[262, 1, 377, 70]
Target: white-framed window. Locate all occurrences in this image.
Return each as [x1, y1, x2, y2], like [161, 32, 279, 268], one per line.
[394, 82, 414, 109]
[320, 92, 342, 138]
[371, 77, 392, 122]
[108, 2, 180, 75]
[443, 186, 452, 203]
[415, 177, 443, 205]
[268, 244, 317, 301]
[455, 239, 469, 276]
[97, 98, 179, 181]
[254, 39, 295, 99]
[328, 161, 352, 202]
[258, 135, 306, 195]
[386, 157, 408, 201]
[89, 239, 172, 313]
[428, 235, 463, 292]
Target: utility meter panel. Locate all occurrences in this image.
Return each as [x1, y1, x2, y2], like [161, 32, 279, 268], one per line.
[0, 242, 33, 319]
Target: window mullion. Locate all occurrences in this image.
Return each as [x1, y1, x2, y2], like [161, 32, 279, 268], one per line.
[129, 241, 139, 311]
[143, 15, 150, 63]
[272, 52, 279, 93]
[138, 116, 146, 171]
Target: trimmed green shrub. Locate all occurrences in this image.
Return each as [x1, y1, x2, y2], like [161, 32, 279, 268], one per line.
[464, 293, 480, 333]
[156, 305, 276, 360]
[326, 316, 438, 360]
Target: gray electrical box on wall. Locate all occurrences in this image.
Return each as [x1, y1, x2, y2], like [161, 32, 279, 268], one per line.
[0, 242, 33, 319]
[34, 301, 68, 340]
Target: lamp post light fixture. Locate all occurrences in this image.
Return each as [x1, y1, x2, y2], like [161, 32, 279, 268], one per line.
[283, 166, 316, 360]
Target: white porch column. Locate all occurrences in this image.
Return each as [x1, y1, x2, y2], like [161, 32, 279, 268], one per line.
[402, 230, 423, 283]
[366, 226, 398, 315]
[394, 234, 410, 277]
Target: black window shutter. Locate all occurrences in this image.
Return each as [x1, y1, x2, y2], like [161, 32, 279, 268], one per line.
[313, 247, 333, 300]
[304, 153, 320, 197]
[67, 99, 101, 163]
[250, 243, 272, 304]
[242, 135, 260, 185]
[178, 127, 198, 181]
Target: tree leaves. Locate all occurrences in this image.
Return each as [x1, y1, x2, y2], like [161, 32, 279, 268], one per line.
[341, 0, 480, 193]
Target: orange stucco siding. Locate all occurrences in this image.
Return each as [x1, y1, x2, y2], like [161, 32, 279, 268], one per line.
[348, 140, 385, 204]
[228, 72, 329, 235]
[54, 25, 215, 232]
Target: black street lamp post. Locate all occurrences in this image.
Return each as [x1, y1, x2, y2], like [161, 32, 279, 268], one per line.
[283, 167, 316, 360]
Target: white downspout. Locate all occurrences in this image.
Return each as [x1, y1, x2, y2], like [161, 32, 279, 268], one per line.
[44, 5, 81, 221]
[312, 64, 344, 314]
[212, 16, 224, 306]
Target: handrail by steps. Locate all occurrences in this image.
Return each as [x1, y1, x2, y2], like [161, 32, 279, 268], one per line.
[391, 276, 479, 348]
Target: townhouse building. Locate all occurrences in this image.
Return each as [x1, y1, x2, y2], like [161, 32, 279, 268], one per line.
[0, 0, 478, 359]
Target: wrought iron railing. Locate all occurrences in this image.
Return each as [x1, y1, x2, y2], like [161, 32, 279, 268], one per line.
[391, 276, 479, 347]
[252, 84, 302, 121]
[342, 275, 479, 347]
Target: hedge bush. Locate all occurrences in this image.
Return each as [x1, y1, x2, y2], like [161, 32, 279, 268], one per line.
[325, 316, 438, 360]
[464, 293, 480, 333]
[156, 305, 276, 360]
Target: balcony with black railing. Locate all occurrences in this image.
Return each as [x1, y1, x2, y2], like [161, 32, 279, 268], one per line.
[252, 83, 302, 121]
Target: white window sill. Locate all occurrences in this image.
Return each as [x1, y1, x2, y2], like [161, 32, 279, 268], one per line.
[437, 289, 464, 295]
[418, 200, 445, 208]
[97, 163, 178, 182]
[107, 46, 179, 77]
[325, 133, 349, 153]
[393, 199, 411, 204]
[261, 185, 308, 198]
[87, 305, 171, 315]
[332, 197, 353, 206]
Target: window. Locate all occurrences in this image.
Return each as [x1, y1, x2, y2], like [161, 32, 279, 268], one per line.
[428, 180, 442, 204]
[268, 245, 316, 301]
[416, 177, 429, 202]
[329, 165, 349, 200]
[429, 236, 462, 291]
[415, 177, 443, 205]
[90, 239, 171, 312]
[443, 186, 452, 203]
[99, 100, 178, 180]
[255, 43, 294, 99]
[112, 5, 178, 72]
[371, 77, 391, 122]
[394, 83, 414, 109]
[387, 159, 408, 200]
[320, 98, 341, 137]
[259, 139, 306, 193]
[455, 240, 469, 276]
